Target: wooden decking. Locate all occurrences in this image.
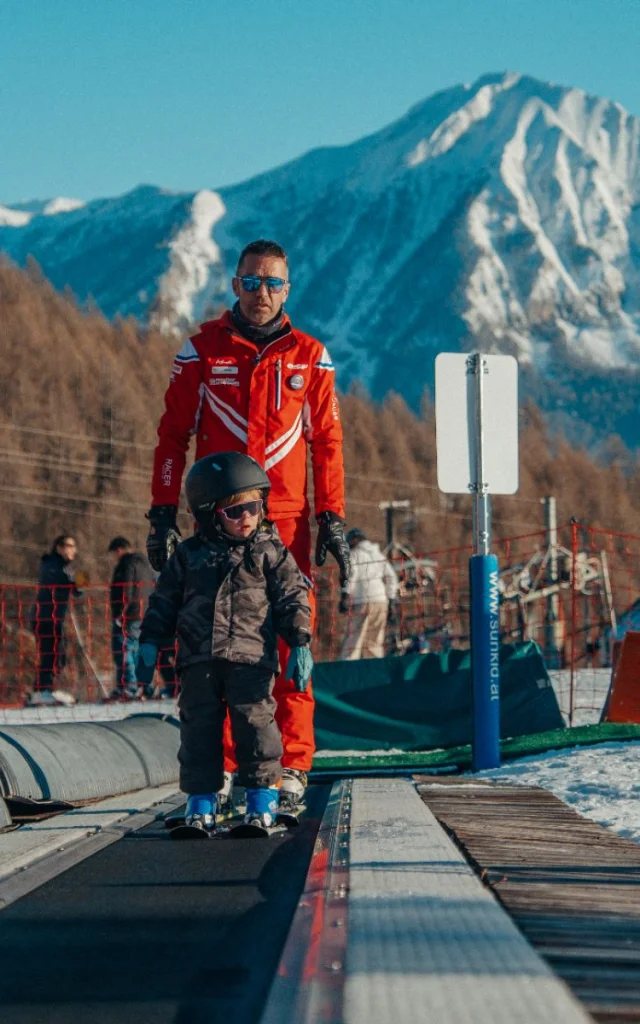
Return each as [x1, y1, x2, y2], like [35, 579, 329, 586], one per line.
[418, 777, 640, 1024]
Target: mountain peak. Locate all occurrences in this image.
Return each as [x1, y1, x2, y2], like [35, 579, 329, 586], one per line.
[2, 72, 640, 445]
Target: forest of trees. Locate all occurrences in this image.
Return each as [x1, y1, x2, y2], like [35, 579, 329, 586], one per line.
[1, 257, 640, 584]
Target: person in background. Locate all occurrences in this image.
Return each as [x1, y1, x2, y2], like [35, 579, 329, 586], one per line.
[136, 452, 313, 830]
[339, 528, 400, 660]
[145, 238, 350, 809]
[29, 534, 81, 706]
[107, 536, 155, 700]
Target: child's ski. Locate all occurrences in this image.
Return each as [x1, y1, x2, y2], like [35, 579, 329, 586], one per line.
[165, 805, 301, 840]
[164, 802, 238, 833]
[168, 822, 213, 840]
[227, 811, 300, 839]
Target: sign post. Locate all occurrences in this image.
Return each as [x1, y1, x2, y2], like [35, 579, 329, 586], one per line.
[435, 352, 518, 771]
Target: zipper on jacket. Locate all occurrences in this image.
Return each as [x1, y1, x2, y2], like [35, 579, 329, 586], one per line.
[275, 358, 282, 411]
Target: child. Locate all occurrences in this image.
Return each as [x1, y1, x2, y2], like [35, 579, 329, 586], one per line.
[136, 452, 313, 830]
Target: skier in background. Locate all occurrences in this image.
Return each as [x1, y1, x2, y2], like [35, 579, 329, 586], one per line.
[339, 528, 399, 660]
[29, 534, 81, 706]
[107, 536, 155, 700]
[137, 453, 313, 830]
[145, 238, 350, 809]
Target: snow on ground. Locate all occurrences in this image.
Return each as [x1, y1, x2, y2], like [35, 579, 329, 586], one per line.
[476, 741, 640, 843]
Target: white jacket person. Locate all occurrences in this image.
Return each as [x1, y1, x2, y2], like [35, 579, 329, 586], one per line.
[340, 530, 399, 660]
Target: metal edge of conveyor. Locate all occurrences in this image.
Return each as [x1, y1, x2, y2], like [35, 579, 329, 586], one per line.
[0, 791, 184, 911]
[260, 779, 352, 1024]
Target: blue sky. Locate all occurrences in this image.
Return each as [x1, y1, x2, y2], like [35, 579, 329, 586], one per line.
[2, 0, 640, 203]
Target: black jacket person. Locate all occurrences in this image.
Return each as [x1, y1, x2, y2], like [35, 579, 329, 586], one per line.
[107, 537, 155, 696]
[31, 535, 80, 697]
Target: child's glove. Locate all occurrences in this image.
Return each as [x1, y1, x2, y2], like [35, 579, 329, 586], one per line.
[136, 642, 158, 685]
[286, 645, 314, 692]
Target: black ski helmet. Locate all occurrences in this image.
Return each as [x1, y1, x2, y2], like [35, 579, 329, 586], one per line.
[185, 452, 270, 514]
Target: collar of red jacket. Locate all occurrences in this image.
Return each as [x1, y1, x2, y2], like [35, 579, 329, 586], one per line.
[222, 308, 291, 336]
[199, 309, 296, 355]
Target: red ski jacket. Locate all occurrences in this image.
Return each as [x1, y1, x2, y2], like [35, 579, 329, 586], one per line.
[151, 311, 345, 520]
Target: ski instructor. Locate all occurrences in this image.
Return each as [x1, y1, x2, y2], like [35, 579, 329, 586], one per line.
[146, 238, 350, 808]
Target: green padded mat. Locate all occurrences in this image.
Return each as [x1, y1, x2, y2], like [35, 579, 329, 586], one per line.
[312, 640, 564, 751]
[310, 722, 640, 776]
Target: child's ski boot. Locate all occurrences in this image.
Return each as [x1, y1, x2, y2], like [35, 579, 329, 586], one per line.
[229, 787, 286, 838]
[279, 768, 307, 812]
[169, 793, 217, 839]
[244, 787, 279, 827]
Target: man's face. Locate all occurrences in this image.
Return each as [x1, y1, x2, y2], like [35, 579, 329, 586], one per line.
[109, 548, 126, 566]
[232, 254, 290, 326]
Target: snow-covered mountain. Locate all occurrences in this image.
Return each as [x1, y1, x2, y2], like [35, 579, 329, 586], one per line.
[2, 72, 640, 442]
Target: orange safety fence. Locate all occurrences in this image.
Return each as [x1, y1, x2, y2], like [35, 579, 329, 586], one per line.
[2, 520, 640, 721]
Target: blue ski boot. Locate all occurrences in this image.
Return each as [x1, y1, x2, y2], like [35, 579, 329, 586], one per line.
[244, 787, 279, 828]
[185, 793, 217, 832]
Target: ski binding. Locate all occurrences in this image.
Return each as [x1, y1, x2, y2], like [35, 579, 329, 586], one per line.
[228, 811, 300, 839]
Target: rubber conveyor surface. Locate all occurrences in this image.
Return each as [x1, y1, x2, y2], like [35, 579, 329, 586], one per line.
[0, 786, 328, 1024]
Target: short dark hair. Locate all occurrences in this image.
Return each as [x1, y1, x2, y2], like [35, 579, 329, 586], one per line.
[52, 534, 75, 554]
[107, 536, 131, 553]
[236, 239, 288, 274]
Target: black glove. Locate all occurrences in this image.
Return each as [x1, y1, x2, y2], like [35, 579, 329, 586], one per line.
[146, 505, 181, 572]
[338, 589, 350, 614]
[387, 597, 400, 627]
[315, 511, 351, 587]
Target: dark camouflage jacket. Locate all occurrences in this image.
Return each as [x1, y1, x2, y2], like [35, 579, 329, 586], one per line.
[139, 522, 312, 672]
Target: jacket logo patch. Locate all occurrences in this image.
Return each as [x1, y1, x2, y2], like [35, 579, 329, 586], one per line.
[287, 374, 305, 390]
[287, 362, 308, 369]
[212, 365, 238, 374]
[209, 377, 240, 386]
[162, 458, 173, 487]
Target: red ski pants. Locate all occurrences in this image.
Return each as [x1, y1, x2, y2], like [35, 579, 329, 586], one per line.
[223, 514, 316, 773]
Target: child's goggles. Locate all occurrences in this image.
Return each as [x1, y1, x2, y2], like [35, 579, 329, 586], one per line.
[218, 499, 263, 521]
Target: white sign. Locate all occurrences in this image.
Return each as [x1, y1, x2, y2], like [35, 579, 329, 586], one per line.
[435, 353, 518, 495]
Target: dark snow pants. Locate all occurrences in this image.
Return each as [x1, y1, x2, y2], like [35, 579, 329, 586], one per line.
[178, 659, 283, 794]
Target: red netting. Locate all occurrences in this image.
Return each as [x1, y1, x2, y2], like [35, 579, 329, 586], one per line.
[0, 583, 178, 707]
[1, 521, 637, 722]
